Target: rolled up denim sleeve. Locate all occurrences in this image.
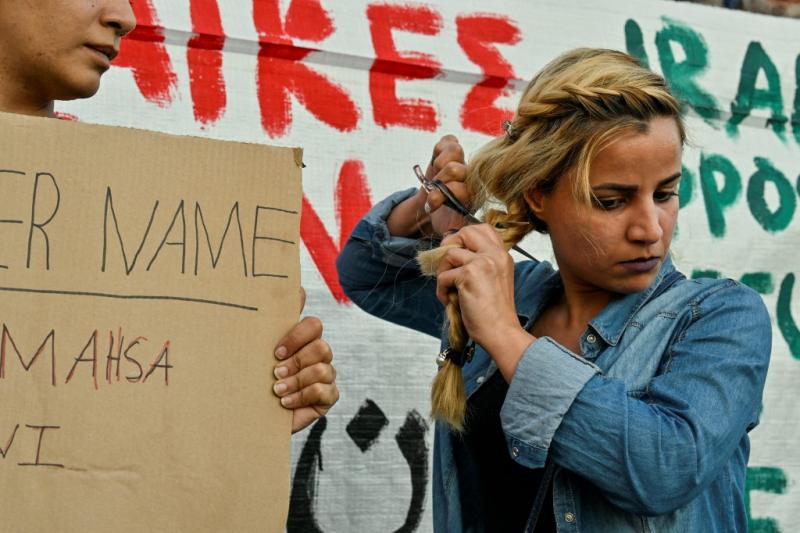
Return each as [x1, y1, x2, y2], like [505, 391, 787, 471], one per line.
[336, 188, 444, 338]
[500, 337, 602, 468]
[542, 282, 770, 515]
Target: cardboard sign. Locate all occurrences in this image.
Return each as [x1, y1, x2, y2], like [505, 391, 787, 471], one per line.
[0, 112, 300, 532]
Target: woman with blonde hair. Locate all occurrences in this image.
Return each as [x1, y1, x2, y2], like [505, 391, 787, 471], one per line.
[337, 48, 770, 531]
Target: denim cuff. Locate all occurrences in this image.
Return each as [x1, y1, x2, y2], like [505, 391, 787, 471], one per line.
[350, 187, 427, 269]
[500, 336, 601, 468]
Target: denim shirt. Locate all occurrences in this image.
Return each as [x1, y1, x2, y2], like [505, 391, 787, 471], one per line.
[336, 188, 772, 533]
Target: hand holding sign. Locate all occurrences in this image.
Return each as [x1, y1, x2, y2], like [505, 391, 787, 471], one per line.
[274, 287, 339, 434]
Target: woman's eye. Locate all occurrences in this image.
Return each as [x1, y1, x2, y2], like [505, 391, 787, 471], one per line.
[594, 197, 625, 210]
[655, 190, 679, 203]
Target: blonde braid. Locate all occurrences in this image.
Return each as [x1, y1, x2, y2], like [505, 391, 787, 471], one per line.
[417, 208, 531, 432]
[416, 245, 469, 431]
[520, 83, 676, 122]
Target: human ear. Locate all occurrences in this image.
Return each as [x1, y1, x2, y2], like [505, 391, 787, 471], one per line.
[524, 189, 548, 224]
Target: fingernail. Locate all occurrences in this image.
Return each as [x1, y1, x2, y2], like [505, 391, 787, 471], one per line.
[275, 346, 287, 359]
[424, 201, 431, 215]
[274, 366, 289, 379]
[280, 395, 294, 407]
[273, 382, 287, 395]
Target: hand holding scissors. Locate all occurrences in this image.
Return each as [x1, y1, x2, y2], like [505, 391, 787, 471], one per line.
[413, 164, 537, 262]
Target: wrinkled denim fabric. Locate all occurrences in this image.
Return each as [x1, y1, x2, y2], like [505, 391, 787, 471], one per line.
[336, 188, 771, 533]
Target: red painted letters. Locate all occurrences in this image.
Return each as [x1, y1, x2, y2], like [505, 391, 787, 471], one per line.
[252, 0, 359, 138]
[284, 0, 335, 42]
[114, 0, 178, 106]
[456, 14, 520, 135]
[188, 0, 227, 126]
[301, 161, 373, 303]
[109, 2, 521, 304]
[368, 4, 443, 131]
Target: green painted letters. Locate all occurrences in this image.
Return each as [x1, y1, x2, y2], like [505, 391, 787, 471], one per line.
[655, 18, 719, 125]
[746, 158, 796, 233]
[777, 273, 800, 359]
[699, 153, 742, 237]
[728, 42, 787, 139]
[793, 54, 800, 145]
[624, 19, 650, 69]
[746, 466, 787, 532]
[679, 164, 695, 208]
[740, 272, 774, 294]
[691, 269, 720, 279]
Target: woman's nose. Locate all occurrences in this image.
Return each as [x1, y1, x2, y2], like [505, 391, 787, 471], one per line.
[627, 200, 664, 244]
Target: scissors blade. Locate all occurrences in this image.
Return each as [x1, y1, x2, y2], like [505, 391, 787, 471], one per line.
[430, 179, 537, 261]
[511, 245, 537, 262]
[430, 179, 478, 220]
[415, 165, 537, 262]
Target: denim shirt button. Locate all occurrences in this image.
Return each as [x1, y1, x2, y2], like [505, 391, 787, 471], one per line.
[586, 334, 597, 344]
[476, 376, 485, 385]
[564, 512, 576, 523]
[511, 446, 520, 458]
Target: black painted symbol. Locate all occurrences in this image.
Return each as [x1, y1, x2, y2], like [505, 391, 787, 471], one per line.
[393, 410, 429, 533]
[288, 399, 430, 532]
[287, 417, 326, 533]
[346, 399, 389, 452]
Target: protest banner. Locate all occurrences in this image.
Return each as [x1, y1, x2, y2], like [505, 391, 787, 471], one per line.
[58, 0, 800, 530]
[0, 112, 301, 532]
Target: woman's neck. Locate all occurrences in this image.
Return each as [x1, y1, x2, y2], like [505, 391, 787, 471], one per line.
[555, 278, 615, 332]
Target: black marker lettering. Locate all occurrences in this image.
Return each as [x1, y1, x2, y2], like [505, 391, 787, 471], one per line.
[27, 172, 60, 270]
[0, 424, 19, 459]
[194, 202, 248, 276]
[252, 205, 295, 279]
[105, 329, 119, 384]
[143, 341, 172, 385]
[102, 187, 159, 275]
[0, 169, 26, 270]
[123, 336, 146, 383]
[18, 425, 64, 468]
[147, 200, 187, 273]
[65, 330, 98, 390]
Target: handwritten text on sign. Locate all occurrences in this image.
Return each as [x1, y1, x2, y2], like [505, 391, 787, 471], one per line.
[0, 112, 301, 533]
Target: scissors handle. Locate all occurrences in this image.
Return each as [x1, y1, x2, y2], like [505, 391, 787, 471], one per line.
[414, 164, 537, 262]
[431, 180, 537, 261]
[430, 179, 481, 223]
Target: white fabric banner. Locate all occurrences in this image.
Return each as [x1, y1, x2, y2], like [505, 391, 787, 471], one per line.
[61, 0, 800, 530]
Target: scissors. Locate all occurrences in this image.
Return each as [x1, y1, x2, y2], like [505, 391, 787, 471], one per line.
[413, 164, 537, 262]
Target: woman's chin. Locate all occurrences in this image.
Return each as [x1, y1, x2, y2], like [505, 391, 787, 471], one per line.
[610, 273, 661, 295]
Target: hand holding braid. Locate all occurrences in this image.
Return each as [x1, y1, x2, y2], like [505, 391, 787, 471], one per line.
[418, 225, 535, 431]
[418, 245, 470, 431]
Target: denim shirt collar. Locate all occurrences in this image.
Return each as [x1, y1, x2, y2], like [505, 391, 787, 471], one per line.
[513, 261, 562, 329]
[590, 255, 676, 346]
[514, 255, 676, 346]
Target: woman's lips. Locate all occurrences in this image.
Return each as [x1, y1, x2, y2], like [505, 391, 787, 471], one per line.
[619, 257, 660, 273]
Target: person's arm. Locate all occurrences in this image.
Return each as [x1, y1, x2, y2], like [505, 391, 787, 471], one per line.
[337, 188, 445, 338]
[500, 281, 771, 515]
[337, 135, 471, 338]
